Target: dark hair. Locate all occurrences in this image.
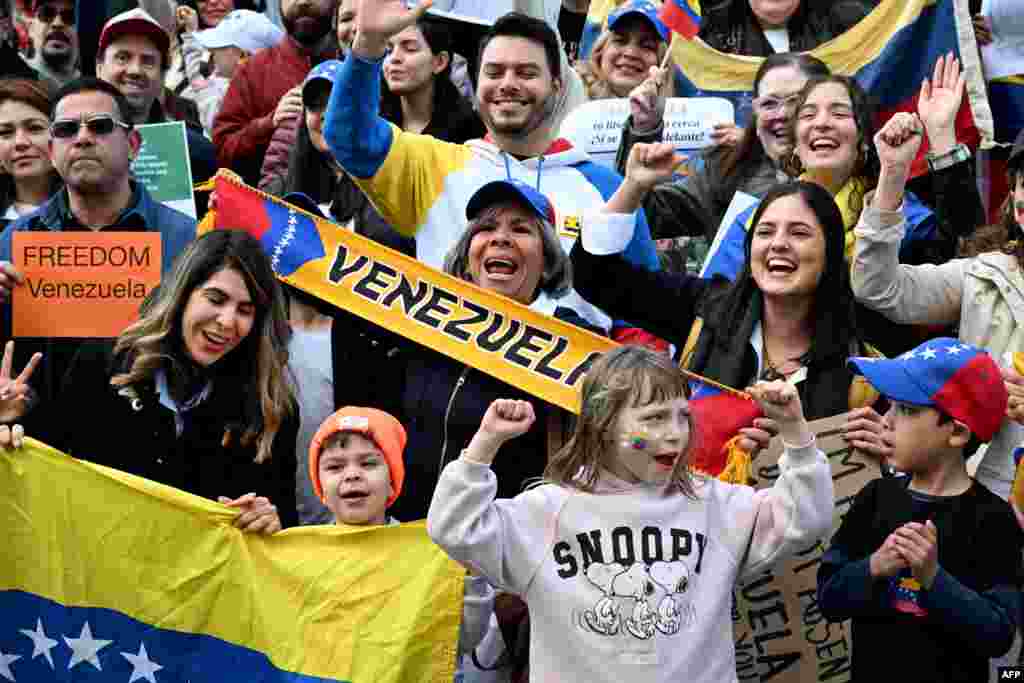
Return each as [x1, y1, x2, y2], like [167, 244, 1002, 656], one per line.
[380, 17, 462, 131]
[717, 181, 860, 365]
[0, 78, 62, 215]
[784, 75, 881, 218]
[113, 229, 294, 463]
[477, 12, 561, 82]
[936, 411, 984, 459]
[961, 169, 1023, 258]
[717, 53, 830, 191]
[51, 76, 134, 127]
[177, 0, 259, 30]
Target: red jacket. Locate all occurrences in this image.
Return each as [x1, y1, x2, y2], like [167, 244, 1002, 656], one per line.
[212, 37, 329, 185]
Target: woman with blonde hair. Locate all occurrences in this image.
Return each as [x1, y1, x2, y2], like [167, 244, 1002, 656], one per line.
[0, 229, 299, 532]
[576, 0, 675, 101]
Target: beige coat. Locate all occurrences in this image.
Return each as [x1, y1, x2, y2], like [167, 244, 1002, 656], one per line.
[852, 202, 1024, 499]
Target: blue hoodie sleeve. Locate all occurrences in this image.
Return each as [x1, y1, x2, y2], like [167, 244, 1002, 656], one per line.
[323, 54, 395, 180]
[920, 568, 1020, 658]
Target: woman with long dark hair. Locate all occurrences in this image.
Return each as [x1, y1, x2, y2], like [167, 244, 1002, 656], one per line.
[574, 140, 875, 421]
[0, 230, 299, 532]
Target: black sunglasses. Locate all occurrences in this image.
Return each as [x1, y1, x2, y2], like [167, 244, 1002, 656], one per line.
[37, 6, 75, 23]
[50, 115, 131, 140]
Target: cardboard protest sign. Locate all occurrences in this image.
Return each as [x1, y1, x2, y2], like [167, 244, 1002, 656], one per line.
[558, 97, 735, 168]
[12, 232, 161, 338]
[131, 121, 197, 218]
[732, 413, 881, 683]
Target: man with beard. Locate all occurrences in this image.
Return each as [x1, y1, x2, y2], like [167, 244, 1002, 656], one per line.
[94, 8, 217, 188]
[323, 1, 659, 335]
[213, 0, 337, 186]
[27, 0, 80, 90]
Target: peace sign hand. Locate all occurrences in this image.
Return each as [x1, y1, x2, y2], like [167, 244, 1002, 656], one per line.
[353, 0, 433, 58]
[0, 341, 42, 425]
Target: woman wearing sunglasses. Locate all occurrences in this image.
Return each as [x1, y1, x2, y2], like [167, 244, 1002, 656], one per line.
[0, 79, 62, 229]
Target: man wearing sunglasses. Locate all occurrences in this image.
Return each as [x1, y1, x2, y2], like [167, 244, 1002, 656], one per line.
[0, 77, 196, 407]
[27, 0, 80, 92]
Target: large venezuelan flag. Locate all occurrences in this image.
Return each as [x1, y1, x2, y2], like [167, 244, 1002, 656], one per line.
[582, 0, 992, 179]
[1, 440, 464, 682]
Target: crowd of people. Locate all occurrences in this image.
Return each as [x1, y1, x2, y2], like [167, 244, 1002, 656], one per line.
[0, 0, 1023, 681]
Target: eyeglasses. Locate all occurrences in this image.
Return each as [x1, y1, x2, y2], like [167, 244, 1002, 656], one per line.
[752, 93, 803, 115]
[37, 6, 75, 24]
[50, 115, 131, 140]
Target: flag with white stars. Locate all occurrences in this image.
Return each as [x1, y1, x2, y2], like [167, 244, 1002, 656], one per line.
[2, 440, 465, 683]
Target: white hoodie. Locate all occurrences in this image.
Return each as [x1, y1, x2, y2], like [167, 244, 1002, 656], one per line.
[428, 442, 833, 683]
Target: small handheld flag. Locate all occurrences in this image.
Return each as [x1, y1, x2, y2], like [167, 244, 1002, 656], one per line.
[659, 0, 702, 40]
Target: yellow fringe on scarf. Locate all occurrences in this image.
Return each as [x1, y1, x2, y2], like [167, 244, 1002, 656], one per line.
[716, 436, 754, 485]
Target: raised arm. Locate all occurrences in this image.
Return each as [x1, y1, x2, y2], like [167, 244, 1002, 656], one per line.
[851, 113, 965, 325]
[572, 142, 711, 343]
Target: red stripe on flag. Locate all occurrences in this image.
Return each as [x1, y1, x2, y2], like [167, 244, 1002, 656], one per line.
[876, 96, 979, 179]
[215, 175, 271, 240]
[688, 390, 762, 476]
[659, 0, 700, 39]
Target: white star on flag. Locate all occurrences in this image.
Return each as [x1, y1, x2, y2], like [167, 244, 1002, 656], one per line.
[920, 348, 938, 360]
[64, 622, 112, 671]
[0, 650, 20, 682]
[902, 350, 917, 361]
[18, 618, 58, 669]
[122, 643, 164, 683]
[946, 345, 963, 355]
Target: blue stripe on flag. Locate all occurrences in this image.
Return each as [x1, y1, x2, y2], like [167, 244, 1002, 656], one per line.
[0, 590, 347, 683]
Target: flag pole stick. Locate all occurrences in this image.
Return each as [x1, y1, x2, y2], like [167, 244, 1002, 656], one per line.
[660, 31, 677, 69]
[678, 368, 753, 400]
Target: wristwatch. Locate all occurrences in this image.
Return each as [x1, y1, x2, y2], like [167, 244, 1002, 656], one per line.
[926, 143, 970, 173]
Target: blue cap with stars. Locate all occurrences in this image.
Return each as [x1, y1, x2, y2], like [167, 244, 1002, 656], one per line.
[848, 337, 1007, 441]
[607, 0, 670, 42]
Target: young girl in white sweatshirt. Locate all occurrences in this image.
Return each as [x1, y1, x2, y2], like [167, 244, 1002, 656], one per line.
[427, 345, 834, 683]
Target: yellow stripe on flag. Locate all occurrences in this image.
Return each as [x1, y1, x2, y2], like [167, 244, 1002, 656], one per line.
[2, 439, 465, 682]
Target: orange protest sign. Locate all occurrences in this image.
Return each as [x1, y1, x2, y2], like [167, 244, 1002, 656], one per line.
[12, 232, 162, 338]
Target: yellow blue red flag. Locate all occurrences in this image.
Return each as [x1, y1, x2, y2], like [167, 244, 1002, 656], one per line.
[583, 0, 993, 178]
[1, 439, 464, 682]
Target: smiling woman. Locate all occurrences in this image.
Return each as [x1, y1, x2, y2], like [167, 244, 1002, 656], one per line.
[3, 230, 300, 533]
[0, 79, 62, 228]
[573, 144, 877, 421]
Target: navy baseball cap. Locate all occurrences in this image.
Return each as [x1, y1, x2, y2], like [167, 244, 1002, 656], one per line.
[466, 179, 556, 225]
[848, 338, 1007, 441]
[607, 0, 670, 42]
[302, 59, 343, 108]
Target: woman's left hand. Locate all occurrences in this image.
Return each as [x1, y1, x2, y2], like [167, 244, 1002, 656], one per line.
[1002, 366, 1024, 424]
[917, 52, 964, 154]
[219, 493, 282, 535]
[737, 417, 779, 460]
[624, 142, 685, 192]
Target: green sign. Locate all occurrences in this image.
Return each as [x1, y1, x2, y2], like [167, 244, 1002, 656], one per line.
[131, 121, 196, 218]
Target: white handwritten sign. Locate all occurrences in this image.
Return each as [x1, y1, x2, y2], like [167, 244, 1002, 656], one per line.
[559, 97, 735, 169]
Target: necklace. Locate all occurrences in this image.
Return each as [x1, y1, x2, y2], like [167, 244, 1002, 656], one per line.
[761, 345, 812, 382]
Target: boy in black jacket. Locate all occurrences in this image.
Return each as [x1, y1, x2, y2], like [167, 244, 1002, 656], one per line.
[818, 338, 1023, 683]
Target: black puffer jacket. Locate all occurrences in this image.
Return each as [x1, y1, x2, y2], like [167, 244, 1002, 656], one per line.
[699, 0, 874, 56]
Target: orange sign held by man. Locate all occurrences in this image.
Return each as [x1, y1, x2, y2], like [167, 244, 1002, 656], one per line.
[12, 232, 161, 338]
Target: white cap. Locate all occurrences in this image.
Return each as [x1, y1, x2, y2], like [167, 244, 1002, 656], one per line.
[194, 10, 284, 54]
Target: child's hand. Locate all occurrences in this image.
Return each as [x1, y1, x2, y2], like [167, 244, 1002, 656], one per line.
[464, 400, 536, 465]
[892, 521, 939, 589]
[842, 407, 892, 460]
[747, 381, 811, 445]
[1003, 366, 1024, 424]
[218, 493, 282, 535]
[737, 417, 778, 460]
[869, 533, 908, 578]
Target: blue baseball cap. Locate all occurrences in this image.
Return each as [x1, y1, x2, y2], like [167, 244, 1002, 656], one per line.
[302, 59, 343, 107]
[466, 180, 556, 225]
[847, 338, 1007, 441]
[607, 1, 670, 42]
